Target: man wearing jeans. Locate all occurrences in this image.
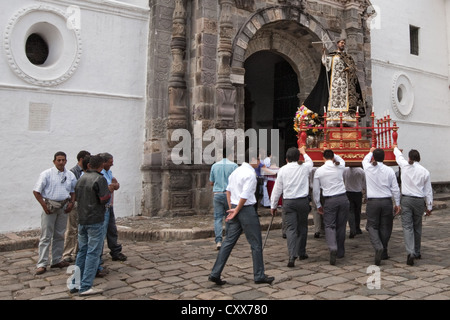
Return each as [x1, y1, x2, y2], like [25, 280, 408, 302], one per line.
[209, 149, 238, 250]
[73, 154, 111, 296]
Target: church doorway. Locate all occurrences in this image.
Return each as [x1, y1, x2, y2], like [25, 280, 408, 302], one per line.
[244, 50, 300, 166]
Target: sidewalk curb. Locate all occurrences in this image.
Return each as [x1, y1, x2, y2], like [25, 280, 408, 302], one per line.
[1, 200, 447, 252]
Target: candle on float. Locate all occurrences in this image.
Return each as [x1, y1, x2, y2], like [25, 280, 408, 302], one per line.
[324, 106, 326, 114]
[356, 106, 359, 114]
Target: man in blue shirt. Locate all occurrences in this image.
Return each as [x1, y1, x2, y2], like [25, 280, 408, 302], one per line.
[98, 153, 127, 270]
[209, 149, 238, 250]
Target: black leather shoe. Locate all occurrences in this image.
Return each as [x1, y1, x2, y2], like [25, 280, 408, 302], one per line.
[314, 232, 320, 238]
[255, 275, 275, 285]
[299, 254, 309, 260]
[287, 258, 295, 268]
[330, 250, 337, 265]
[349, 232, 355, 239]
[407, 254, 415, 266]
[69, 288, 79, 294]
[111, 253, 127, 261]
[208, 275, 227, 285]
[375, 248, 383, 266]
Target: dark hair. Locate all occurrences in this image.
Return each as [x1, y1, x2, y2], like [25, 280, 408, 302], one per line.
[53, 151, 67, 161]
[82, 155, 91, 171]
[77, 150, 90, 161]
[408, 149, 421, 164]
[323, 149, 334, 160]
[286, 147, 300, 163]
[89, 154, 104, 170]
[99, 152, 113, 163]
[323, 149, 340, 166]
[372, 148, 385, 166]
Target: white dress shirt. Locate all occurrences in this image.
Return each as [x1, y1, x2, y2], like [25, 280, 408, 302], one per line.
[394, 147, 433, 210]
[362, 152, 400, 205]
[33, 167, 77, 201]
[343, 167, 366, 192]
[270, 154, 313, 209]
[226, 162, 257, 206]
[313, 154, 346, 208]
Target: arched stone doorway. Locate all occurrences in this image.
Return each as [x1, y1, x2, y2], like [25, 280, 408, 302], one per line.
[244, 51, 300, 165]
[232, 7, 335, 164]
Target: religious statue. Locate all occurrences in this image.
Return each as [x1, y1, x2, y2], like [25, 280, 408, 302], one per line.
[302, 38, 366, 126]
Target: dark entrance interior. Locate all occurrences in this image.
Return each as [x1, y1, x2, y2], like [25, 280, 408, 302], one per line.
[244, 51, 300, 166]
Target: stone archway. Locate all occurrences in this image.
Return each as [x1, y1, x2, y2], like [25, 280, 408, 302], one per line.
[230, 5, 336, 133]
[231, 5, 335, 86]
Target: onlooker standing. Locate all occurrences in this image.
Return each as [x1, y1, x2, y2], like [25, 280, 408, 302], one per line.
[73, 154, 112, 296]
[343, 166, 366, 238]
[63, 150, 91, 263]
[270, 147, 313, 267]
[394, 145, 433, 266]
[33, 151, 76, 275]
[313, 150, 349, 265]
[209, 149, 238, 250]
[99, 153, 127, 262]
[362, 147, 400, 266]
[209, 149, 274, 285]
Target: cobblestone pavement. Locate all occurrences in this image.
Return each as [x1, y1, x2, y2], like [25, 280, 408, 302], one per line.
[1, 201, 450, 306]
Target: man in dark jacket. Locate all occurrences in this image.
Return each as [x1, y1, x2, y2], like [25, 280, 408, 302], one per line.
[71, 154, 111, 296]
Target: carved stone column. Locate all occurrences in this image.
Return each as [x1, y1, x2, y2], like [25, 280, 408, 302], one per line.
[168, 0, 188, 156]
[216, 0, 236, 128]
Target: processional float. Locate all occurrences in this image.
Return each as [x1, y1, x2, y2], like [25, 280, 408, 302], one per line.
[294, 106, 399, 167]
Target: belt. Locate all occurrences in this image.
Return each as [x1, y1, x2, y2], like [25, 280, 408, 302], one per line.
[283, 196, 308, 201]
[214, 191, 227, 194]
[402, 195, 423, 199]
[46, 198, 70, 205]
[323, 193, 346, 200]
[367, 197, 392, 201]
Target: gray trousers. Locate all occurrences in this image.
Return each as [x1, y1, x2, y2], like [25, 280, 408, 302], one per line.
[283, 197, 310, 258]
[401, 196, 425, 257]
[346, 191, 363, 234]
[37, 207, 68, 268]
[323, 194, 349, 257]
[210, 205, 265, 281]
[366, 198, 393, 253]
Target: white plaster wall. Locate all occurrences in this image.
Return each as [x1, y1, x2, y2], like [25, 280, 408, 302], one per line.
[370, 0, 450, 182]
[0, 0, 149, 232]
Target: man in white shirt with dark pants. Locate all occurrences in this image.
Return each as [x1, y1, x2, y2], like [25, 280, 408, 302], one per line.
[363, 147, 401, 266]
[394, 145, 433, 266]
[270, 146, 313, 268]
[209, 149, 274, 286]
[313, 149, 349, 265]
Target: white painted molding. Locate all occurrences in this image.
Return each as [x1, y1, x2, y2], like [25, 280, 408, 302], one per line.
[4, 4, 82, 87]
[391, 72, 414, 119]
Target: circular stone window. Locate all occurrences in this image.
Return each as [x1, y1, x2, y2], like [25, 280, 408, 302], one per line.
[4, 5, 82, 86]
[391, 73, 414, 118]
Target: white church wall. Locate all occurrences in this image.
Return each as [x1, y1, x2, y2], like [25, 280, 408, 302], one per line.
[370, 0, 450, 183]
[0, 0, 149, 232]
